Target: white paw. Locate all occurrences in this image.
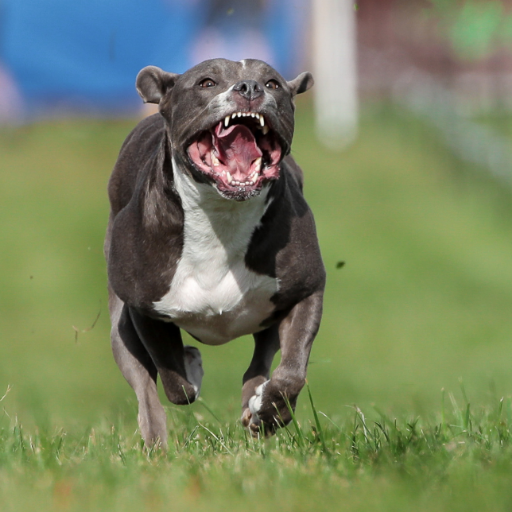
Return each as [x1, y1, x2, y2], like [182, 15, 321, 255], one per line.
[183, 346, 204, 399]
[248, 380, 269, 421]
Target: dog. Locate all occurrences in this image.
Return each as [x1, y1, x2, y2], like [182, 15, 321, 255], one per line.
[104, 58, 325, 448]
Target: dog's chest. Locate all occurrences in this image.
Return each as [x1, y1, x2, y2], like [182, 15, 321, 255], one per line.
[152, 167, 278, 345]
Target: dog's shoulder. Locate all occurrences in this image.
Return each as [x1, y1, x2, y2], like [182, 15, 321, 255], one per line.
[246, 157, 325, 312]
[106, 114, 183, 309]
[281, 155, 305, 193]
[120, 113, 166, 159]
[108, 114, 167, 215]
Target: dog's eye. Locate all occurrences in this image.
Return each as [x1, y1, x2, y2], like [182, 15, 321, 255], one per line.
[265, 80, 280, 90]
[199, 78, 216, 88]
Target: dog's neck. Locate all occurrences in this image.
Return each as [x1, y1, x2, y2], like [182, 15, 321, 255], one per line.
[171, 157, 271, 255]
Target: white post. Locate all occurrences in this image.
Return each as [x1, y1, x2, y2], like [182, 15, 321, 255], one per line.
[312, 0, 358, 149]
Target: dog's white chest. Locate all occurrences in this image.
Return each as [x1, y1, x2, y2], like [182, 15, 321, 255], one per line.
[152, 165, 278, 345]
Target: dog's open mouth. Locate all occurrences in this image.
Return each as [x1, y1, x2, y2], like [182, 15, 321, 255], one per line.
[187, 112, 282, 200]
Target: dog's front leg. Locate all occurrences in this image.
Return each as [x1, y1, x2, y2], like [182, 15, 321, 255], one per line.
[243, 290, 323, 437]
[128, 308, 204, 406]
[241, 325, 281, 430]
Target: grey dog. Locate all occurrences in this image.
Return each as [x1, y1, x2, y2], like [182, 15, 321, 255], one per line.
[104, 58, 325, 448]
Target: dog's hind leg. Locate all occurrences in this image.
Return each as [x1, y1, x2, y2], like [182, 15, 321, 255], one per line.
[128, 308, 203, 406]
[241, 325, 281, 432]
[109, 292, 168, 448]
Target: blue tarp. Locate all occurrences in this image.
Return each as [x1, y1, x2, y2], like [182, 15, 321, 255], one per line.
[0, 0, 307, 120]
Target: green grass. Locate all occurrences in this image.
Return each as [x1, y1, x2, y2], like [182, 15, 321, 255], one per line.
[1, 102, 512, 510]
[473, 110, 512, 140]
[2, 388, 512, 512]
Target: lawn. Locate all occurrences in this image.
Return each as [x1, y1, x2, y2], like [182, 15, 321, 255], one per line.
[1, 101, 512, 511]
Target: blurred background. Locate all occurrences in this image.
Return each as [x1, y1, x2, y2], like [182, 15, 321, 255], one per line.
[1, 0, 512, 432]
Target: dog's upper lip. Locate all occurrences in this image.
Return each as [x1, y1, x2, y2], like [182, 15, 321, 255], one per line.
[223, 111, 269, 134]
[183, 110, 271, 149]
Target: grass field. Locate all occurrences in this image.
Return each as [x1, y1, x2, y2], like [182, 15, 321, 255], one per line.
[1, 101, 512, 511]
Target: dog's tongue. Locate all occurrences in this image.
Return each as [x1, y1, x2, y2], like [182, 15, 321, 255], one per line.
[214, 123, 262, 180]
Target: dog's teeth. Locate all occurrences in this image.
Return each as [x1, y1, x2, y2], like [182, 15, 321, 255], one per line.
[224, 115, 230, 128]
[237, 112, 242, 118]
[262, 125, 269, 135]
[251, 113, 255, 118]
[226, 172, 233, 184]
[254, 157, 262, 172]
[211, 153, 220, 166]
[260, 115, 265, 127]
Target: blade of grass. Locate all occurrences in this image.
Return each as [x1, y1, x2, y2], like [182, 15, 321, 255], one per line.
[281, 396, 306, 450]
[306, 382, 328, 454]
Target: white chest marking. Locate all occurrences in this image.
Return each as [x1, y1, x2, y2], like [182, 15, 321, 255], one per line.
[152, 160, 278, 345]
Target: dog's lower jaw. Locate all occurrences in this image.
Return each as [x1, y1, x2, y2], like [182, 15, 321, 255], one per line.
[184, 156, 279, 202]
[212, 181, 266, 202]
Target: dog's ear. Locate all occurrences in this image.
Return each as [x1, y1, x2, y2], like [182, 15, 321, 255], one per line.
[287, 72, 314, 97]
[136, 66, 180, 104]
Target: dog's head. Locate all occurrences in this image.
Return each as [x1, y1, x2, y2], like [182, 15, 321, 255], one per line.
[136, 58, 313, 201]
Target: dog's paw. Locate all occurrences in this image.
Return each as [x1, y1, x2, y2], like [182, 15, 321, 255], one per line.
[183, 345, 204, 400]
[241, 377, 301, 438]
[248, 381, 269, 420]
[241, 381, 269, 437]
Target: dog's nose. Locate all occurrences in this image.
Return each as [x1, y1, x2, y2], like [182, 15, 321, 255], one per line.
[233, 80, 263, 101]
